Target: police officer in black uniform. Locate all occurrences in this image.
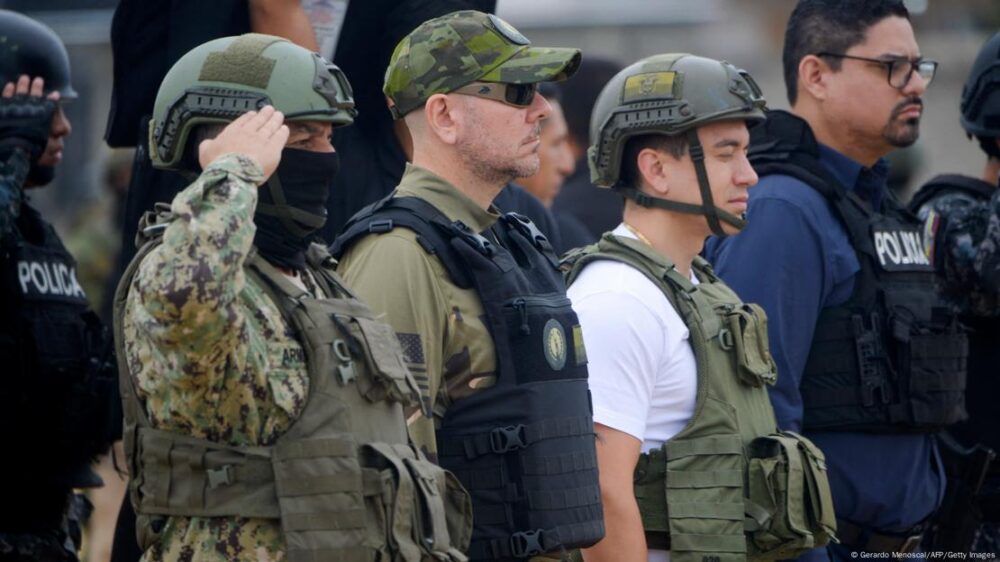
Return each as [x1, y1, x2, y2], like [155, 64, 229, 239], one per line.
[0, 10, 116, 562]
[909, 31, 1000, 555]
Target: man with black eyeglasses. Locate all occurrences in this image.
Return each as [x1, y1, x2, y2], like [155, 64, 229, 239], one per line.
[705, 1, 967, 560]
[331, 11, 604, 560]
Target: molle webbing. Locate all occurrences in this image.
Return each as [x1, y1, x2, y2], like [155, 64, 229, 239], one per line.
[562, 234, 836, 561]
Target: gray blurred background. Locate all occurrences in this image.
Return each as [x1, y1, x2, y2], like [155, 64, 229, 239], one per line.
[5, 0, 999, 232]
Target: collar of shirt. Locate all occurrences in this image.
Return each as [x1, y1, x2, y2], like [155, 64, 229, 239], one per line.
[396, 163, 499, 233]
[817, 144, 890, 212]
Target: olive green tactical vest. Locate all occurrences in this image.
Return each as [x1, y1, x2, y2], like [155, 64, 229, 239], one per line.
[113, 207, 473, 562]
[563, 233, 837, 562]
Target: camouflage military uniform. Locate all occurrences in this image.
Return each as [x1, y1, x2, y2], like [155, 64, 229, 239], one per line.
[121, 153, 311, 562]
[337, 164, 499, 459]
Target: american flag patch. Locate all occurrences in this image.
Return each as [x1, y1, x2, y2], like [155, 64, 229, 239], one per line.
[396, 332, 425, 365]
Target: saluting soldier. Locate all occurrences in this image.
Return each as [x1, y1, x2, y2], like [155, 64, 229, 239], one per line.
[115, 34, 470, 562]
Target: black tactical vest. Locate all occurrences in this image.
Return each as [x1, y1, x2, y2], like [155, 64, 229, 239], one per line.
[0, 206, 115, 492]
[332, 195, 605, 561]
[748, 110, 968, 433]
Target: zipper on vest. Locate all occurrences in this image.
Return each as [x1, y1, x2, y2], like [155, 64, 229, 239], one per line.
[503, 295, 573, 337]
[508, 298, 531, 335]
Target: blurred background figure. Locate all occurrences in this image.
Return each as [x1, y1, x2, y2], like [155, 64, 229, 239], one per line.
[551, 57, 625, 242]
[885, 143, 925, 202]
[515, 82, 592, 252]
[64, 148, 131, 324]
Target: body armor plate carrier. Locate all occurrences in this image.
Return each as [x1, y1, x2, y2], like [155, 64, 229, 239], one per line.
[332, 195, 605, 561]
[563, 234, 837, 562]
[749, 110, 968, 433]
[0, 206, 116, 491]
[114, 206, 472, 562]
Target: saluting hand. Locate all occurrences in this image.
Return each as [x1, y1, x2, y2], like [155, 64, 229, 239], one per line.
[0, 75, 58, 162]
[198, 105, 289, 181]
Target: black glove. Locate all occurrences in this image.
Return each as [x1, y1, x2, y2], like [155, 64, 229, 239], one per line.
[0, 94, 56, 162]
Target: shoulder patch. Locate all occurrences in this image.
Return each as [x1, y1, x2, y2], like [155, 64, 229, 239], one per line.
[543, 318, 567, 371]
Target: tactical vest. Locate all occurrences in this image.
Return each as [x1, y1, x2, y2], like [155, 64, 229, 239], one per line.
[113, 207, 472, 562]
[750, 110, 968, 433]
[0, 205, 115, 489]
[563, 234, 837, 562]
[332, 195, 604, 561]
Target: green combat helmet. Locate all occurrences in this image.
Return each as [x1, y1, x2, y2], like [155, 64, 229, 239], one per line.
[383, 10, 581, 119]
[149, 33, 356, 171]
[150, 33, 356, 236]
[589, 53, 766, 236]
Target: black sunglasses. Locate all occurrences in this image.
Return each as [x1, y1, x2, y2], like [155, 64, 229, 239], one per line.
[816, 52, 938, 89]
[452, 81, 538, 107]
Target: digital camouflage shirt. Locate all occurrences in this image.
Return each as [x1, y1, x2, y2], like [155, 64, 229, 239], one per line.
[337, 164, 498, 460]
[121, 153, 310, 562]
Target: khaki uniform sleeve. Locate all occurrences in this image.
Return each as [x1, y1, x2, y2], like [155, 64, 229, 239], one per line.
[127, 153, 264, 380]
[338, 231, 447, 457]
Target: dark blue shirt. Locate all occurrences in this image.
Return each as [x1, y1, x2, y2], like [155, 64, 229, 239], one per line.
[704, 144, 944, 536]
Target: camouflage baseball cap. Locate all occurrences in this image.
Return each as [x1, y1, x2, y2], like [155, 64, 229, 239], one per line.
[384, 10, 581, 119]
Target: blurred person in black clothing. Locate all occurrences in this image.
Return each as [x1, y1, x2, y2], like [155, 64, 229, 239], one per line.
[515, 82, 590, 253]
[552, 57, 625, 240]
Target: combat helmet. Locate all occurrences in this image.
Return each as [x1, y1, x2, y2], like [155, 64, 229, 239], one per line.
[589, 53, 766, 236]
[960, 32, 1000, 153]
[149, 33, 356, 171]
[0, 10, 76, 100]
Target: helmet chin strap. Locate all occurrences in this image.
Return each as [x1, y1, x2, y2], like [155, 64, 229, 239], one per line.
[618, 129, 746, 237]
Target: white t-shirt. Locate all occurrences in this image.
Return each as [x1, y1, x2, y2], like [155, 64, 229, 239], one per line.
[567, 224, 699, 562]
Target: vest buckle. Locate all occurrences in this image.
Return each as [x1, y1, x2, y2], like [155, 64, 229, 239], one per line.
[509, 529, 545, 558]
[490, 424, 527, 454]
[451, 221, 495, 257]
[206, 465, 234, 489]
[368, 219, 394, 234]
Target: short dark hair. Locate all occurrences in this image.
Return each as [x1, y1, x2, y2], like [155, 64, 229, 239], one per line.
[783, 0, 910, 105]
[560, 57, 625, 146]
[620, 133, 689, 190]
[977, 134, 1000, 159]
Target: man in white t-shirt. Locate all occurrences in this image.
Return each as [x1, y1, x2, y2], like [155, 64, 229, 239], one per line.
[564, 54, 837, 562]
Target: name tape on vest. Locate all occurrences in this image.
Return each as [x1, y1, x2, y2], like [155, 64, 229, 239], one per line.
[872, 227, 933, 272]
[17, 258, 87, 301]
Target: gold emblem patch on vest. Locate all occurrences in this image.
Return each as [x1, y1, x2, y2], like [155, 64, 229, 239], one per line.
[543, 318, 567, 371]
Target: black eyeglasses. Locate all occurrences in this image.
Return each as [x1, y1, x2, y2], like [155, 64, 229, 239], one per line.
[816, 52, 938, 89]
[452, 81, 538, 107]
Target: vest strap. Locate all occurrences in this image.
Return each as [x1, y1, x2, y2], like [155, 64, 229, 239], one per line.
[467, 520, 606, 560]
[437, 416, 594, 461]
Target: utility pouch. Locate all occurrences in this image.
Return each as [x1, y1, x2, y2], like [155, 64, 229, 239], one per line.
[362, 442, 471, 561]
[745, 432, 836, 560]
[352, 316, 422, 408]
[402, 455, 473, 560]
[723, 304, 777, 387]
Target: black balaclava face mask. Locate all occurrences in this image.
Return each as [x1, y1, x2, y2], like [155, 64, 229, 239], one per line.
[253, 147, 340, 270]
